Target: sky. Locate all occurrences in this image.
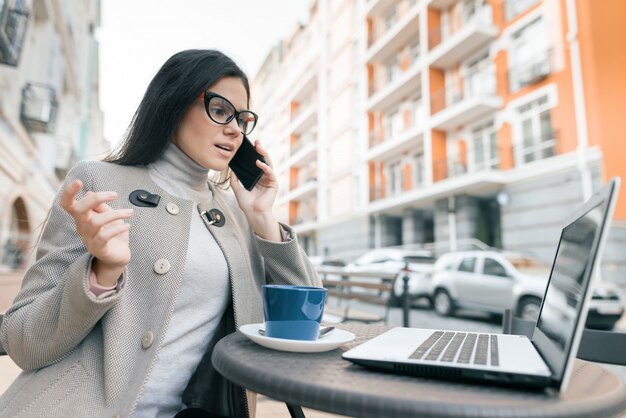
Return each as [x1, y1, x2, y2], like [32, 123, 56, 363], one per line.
[98, 0, 310, 147]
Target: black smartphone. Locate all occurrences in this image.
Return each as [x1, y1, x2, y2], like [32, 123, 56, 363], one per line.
[229, 135, 265, 191]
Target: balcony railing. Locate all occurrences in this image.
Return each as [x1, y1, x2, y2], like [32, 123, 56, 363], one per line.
[369, 103, 425, 148]
[369, 52, 420, 97]
[503, 0, 540, 21]
[429, 4, 493, 51]
[0, 0, 29, 66]
[292, 134, 316, 154]
[430, 70, 497, 114]
[508, 49, 552, 92]
[20, 82, 58, 133]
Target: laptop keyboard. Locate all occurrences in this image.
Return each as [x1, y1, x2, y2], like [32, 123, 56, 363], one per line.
[409, 331, 499, 366]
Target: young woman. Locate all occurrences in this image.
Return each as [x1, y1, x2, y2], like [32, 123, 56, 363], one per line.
[0, 49, 320, 418]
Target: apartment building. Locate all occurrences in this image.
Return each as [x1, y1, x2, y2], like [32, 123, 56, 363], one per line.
[253, 0, 626, 283]
[0, 0, 105, 272]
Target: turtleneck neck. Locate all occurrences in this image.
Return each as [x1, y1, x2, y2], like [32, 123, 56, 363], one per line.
[147, 142, 213, 202]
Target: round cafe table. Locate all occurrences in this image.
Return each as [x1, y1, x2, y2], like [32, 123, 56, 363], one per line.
[211, 323, 626, 418]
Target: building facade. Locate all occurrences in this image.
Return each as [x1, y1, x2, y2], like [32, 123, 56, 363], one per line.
[0, 0, 106, 273]
[253, 0, 626, 283]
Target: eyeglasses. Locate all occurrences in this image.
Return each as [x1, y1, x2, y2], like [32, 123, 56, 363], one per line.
[203, 91, 258, 135]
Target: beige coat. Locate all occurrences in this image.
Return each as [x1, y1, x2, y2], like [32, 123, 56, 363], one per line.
[0, 161, 320, 417]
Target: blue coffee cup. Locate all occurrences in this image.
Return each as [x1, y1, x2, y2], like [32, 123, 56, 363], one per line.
[262, 285, 328, 341]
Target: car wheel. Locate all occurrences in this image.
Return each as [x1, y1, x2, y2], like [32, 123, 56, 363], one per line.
[433, 289, 454, 317]
[516, 297, 542, 321]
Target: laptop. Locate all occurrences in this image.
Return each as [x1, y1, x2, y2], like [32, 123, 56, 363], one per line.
[343, 178, 620, 392]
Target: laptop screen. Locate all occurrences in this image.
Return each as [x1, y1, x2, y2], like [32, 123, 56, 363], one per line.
[535, 201, 604, 380]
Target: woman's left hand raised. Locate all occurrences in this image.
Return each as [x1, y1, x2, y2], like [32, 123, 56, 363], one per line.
[230, 139, 282, 241]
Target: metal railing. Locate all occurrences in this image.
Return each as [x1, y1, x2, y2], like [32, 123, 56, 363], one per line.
[428, 5, 493, 50]
[508, 49, 552, 92]
[430, 70, 497, 114]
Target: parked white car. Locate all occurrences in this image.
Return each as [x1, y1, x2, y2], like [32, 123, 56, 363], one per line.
[429, 250, 624, 330]
[390, 257, 437, 306]
[344, 248, 435, 283]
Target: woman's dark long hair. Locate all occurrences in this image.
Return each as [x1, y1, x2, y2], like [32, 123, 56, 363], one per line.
[105, 49, 250, 166]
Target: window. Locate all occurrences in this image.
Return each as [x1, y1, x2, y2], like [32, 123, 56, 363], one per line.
[465, 53, 495, 98]
[384, 109, 402, 139]
[505, 0, 539, 20]
[385, 58, 401, 84]
[413, 151, 424, 186]
[458, 257, 476, 273]
[384, 7, 398, 31]
[515, 95, 555, 164]
[388, 161, 403, 196]
[410, 39, 420, 65]
[510, 17, 549, 92]
[471, 121, 499, 172]
[411, 93, 424, 128]
[483, 258, 508, 277]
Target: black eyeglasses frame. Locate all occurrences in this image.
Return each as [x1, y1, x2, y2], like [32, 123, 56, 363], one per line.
[202, 90, 258, 135]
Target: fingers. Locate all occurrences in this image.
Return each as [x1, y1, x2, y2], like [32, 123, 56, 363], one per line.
[91, 222, 131, 247]
[229, 171, 242, 193]
[254, 141, 273, 168]
[64, 190, 119, 218]
[83, 209, 134, 239]
[60, 180, 83, 212]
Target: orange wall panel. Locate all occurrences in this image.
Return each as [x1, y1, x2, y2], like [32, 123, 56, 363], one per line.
[494, 50, 509, 98]
[577, 0, 626, 219]
[430, 68, 445, 114]
[403, 162, 413, 191]
[432, 129, 447, 181]
[428, 8, 442, 50]
[498, 123, 514, 170]
[289, 201, 298, 225]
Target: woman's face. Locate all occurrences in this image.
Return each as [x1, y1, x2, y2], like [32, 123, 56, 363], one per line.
[172, 76, 248, 172]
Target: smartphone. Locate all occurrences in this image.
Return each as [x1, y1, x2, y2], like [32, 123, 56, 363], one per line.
[229, 135, 266, 191]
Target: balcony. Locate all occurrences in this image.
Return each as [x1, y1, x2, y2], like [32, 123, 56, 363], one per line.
[368, 126, 424, 162]
[285, 177, 318, 202]
[0, 0, 29, 66]
[288, 103, 317, 135]
[20, 83, 58, 133]
[367, 2, 420, 63]
[430, 71, 501, 130]
[367, 62, 421, 111]
[429, 0, 457, 9]
[508, 49, 552, 92]
[429, 5, 498, 69]
[288, 134, 317, 168]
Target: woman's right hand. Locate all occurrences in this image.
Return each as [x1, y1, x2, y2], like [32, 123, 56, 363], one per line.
[60, 180, 133, 287]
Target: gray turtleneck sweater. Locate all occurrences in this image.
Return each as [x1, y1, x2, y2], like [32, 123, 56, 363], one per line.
[133, 143, 231, 417]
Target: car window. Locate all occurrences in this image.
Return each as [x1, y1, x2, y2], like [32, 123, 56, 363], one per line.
[403, 256, 436, 264]
[483, 258, 508, 277]
[457, 257, 476, 273]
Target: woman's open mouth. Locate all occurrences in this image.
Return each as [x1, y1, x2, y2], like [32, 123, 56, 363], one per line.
[215, 143, 234, 156]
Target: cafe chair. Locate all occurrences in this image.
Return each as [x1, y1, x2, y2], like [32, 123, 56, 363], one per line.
[502, 309, 626, 366]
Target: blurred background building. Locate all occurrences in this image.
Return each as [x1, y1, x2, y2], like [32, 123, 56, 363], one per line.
[251, 0, 626, 284]
[0, 0, 106, 291]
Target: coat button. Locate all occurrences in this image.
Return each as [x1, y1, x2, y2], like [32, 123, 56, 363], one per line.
[142, 331, 154, 349]
[166, 202, 179, 215]
[153, 259, 170, 275]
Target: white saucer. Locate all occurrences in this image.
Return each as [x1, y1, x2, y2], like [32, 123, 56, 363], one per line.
[239, 323, 355, 353]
